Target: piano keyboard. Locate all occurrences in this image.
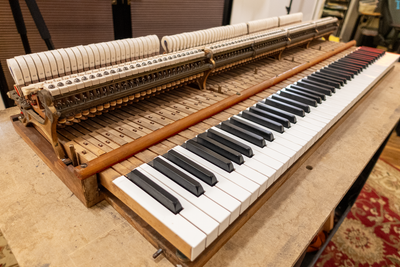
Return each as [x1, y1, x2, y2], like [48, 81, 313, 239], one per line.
[108, 47, 399, 260]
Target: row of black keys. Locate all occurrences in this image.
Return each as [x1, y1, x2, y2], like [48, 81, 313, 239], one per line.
[124, 47, 385, 214]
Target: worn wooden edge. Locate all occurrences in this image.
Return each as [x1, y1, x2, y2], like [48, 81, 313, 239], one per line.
[75, 40, 357, 180]
[99, 65, 394, 267]
[98, 168, 194, 260]
[10, 116, 103, 207]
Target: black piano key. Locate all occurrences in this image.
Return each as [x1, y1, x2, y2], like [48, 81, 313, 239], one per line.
[197, 133, 244, 164]
[241, 110, 285, 133]
[307, 75, 340, 88]
[264, 98, 305, 117]
[166, 150, 218, 186]
[271, 94, 310, 113]
[312, 72, 345, 86]
[284, 87, 322, 103]
[255, 102, 297, 123]
[249, 106, 291, 127]
[296, 81, 333, 95]
[229, 116, 274, 141]
[184, 139, 234, 173]
[329, 64, 360, 74]
[207, 128, 254, 157]
[302, 79, 336, 93]
[289, 85, 326, 100]
[332, 60, 362, 69]
[346, 56, 373, 64]
[127, 169, 183, 214]
[218, 122, 266, 148]
[150, 157, 205, 197]
[338, 59, 366, 68]
[279, 91, 318, 107]
[320, 68, 353, 80]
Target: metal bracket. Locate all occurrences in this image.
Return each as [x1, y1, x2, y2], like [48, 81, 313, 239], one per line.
[15, 90, 66, 159]
[196, 49, 215, 90]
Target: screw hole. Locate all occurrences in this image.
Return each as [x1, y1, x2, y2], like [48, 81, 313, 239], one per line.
[306, 165, 313, 170]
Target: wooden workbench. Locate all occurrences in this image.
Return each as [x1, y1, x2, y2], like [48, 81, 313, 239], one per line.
[0, 63, 399, 267]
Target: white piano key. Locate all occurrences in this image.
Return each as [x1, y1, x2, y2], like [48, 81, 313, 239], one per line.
[135, 165, 219, 247]
[158, 156, 243, 217]
[139, 164, 231, 233]
[210, 126, 291, 170]
[173, 146, 260, 203]
[160, 155, 251, 214]
[231, 115, 301, 161]
[113, 176, 206, 260]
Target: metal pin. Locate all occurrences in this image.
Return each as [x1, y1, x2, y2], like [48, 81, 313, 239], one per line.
[152, 248, 163, 259]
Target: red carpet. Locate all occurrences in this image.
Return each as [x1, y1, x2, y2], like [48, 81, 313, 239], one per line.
[316, 160, 400, 267]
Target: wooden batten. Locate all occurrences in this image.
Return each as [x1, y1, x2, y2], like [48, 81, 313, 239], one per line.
[98, 168, 196, 260]
[75, 41, 357, 180]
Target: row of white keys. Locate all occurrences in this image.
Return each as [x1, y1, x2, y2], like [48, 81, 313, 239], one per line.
[145, 158, 242, 223]
[137, 165, 220, 246]
[113, 176, 206, 260]
[210, 126, 291, 184]
[138, 163, 232, 232]
[205, 126, 287, 180]
[173, 146, 260, 202]
[158, 155, 252, 213]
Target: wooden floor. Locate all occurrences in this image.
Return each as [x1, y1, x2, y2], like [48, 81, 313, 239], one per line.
[381, 129, 400, 170]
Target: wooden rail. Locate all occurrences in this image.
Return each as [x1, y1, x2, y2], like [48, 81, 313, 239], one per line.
[75, 40, 357, 180]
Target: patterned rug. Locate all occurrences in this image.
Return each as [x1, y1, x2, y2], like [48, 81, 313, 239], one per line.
[0, 231, 18, 267]
[316, 159, 400, 267]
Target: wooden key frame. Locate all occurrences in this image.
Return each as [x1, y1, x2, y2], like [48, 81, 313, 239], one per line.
[9, 40, 355, 207]
[9, 39, 363, 264]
